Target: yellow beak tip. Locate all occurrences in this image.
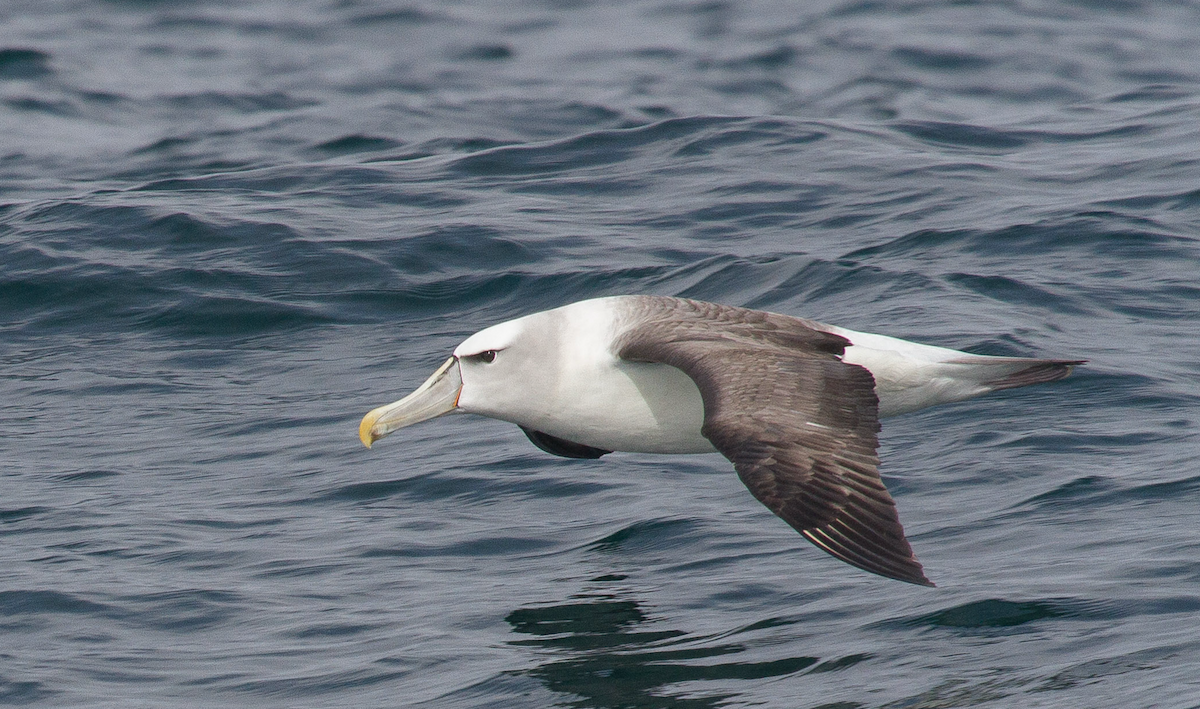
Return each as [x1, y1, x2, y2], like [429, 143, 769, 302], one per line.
[357, 356, 461, 450]
[358, 414, 378, 448]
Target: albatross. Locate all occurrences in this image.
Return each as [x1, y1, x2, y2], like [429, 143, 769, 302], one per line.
[359, 296, 1082, 586]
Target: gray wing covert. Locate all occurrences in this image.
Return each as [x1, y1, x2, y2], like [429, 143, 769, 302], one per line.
[617, 297, 932, 586]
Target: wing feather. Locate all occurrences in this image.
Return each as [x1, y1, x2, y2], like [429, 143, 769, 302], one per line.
[617, 296, 932, 586]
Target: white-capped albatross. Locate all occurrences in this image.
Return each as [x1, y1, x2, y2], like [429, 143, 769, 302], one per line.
[359, 295, 1083, 586]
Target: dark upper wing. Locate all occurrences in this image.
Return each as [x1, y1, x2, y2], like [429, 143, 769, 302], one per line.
[616, 296, 932, 586]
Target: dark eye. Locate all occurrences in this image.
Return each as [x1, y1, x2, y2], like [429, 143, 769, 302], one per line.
[477, 350, 497, 363]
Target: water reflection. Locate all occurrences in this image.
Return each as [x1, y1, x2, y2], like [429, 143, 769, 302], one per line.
[505, 592, 820, 708]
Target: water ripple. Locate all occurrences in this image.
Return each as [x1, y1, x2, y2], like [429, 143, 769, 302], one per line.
[3, 0, 1200, 706]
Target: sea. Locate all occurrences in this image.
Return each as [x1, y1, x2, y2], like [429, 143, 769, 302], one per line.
[2, 1, 1199, 707]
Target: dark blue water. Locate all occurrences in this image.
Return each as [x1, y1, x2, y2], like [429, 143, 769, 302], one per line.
[3, 1, 1200, 706]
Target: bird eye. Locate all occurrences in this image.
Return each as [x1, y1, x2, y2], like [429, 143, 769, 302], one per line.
[477, 350, 497, 363]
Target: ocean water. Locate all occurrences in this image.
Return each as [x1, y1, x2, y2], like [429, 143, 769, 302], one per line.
[3, 0, 1200, 706]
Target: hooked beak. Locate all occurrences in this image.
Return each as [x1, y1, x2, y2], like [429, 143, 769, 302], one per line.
[359, 356, 462, 447]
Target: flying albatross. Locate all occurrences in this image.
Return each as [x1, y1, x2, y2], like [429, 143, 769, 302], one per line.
[359, 295, 1082, 586]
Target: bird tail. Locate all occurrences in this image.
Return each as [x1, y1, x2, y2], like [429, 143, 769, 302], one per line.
[949, 356, 1086, 392]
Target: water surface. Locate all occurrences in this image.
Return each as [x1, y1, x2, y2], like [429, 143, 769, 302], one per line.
[2, 1, 1200, 707]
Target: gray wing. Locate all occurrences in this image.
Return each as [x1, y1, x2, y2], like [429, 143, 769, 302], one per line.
[617, 297, 932, 586]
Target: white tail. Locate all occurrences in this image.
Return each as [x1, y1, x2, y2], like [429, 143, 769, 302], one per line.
[830, 326, 1083, 417]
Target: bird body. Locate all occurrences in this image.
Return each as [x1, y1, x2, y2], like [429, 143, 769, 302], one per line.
[454, 297, 713, 454]
[360, 295, 1082, 586]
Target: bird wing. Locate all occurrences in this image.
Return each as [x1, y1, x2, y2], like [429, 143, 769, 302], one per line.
[616, 296, 932, 586]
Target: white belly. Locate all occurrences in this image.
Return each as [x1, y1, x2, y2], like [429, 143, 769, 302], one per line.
[528, 359, 716, 455]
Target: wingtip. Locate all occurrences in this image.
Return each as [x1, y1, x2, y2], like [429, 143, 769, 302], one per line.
[888, 563, 936, 587]
[905, 560, 936, 587]
[801, 527, 936, 588]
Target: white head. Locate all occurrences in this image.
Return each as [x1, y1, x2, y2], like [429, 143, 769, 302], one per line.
[359, 307, 579, 447]
[359, 297, 712, 454]
[452, 310, 569, 423]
